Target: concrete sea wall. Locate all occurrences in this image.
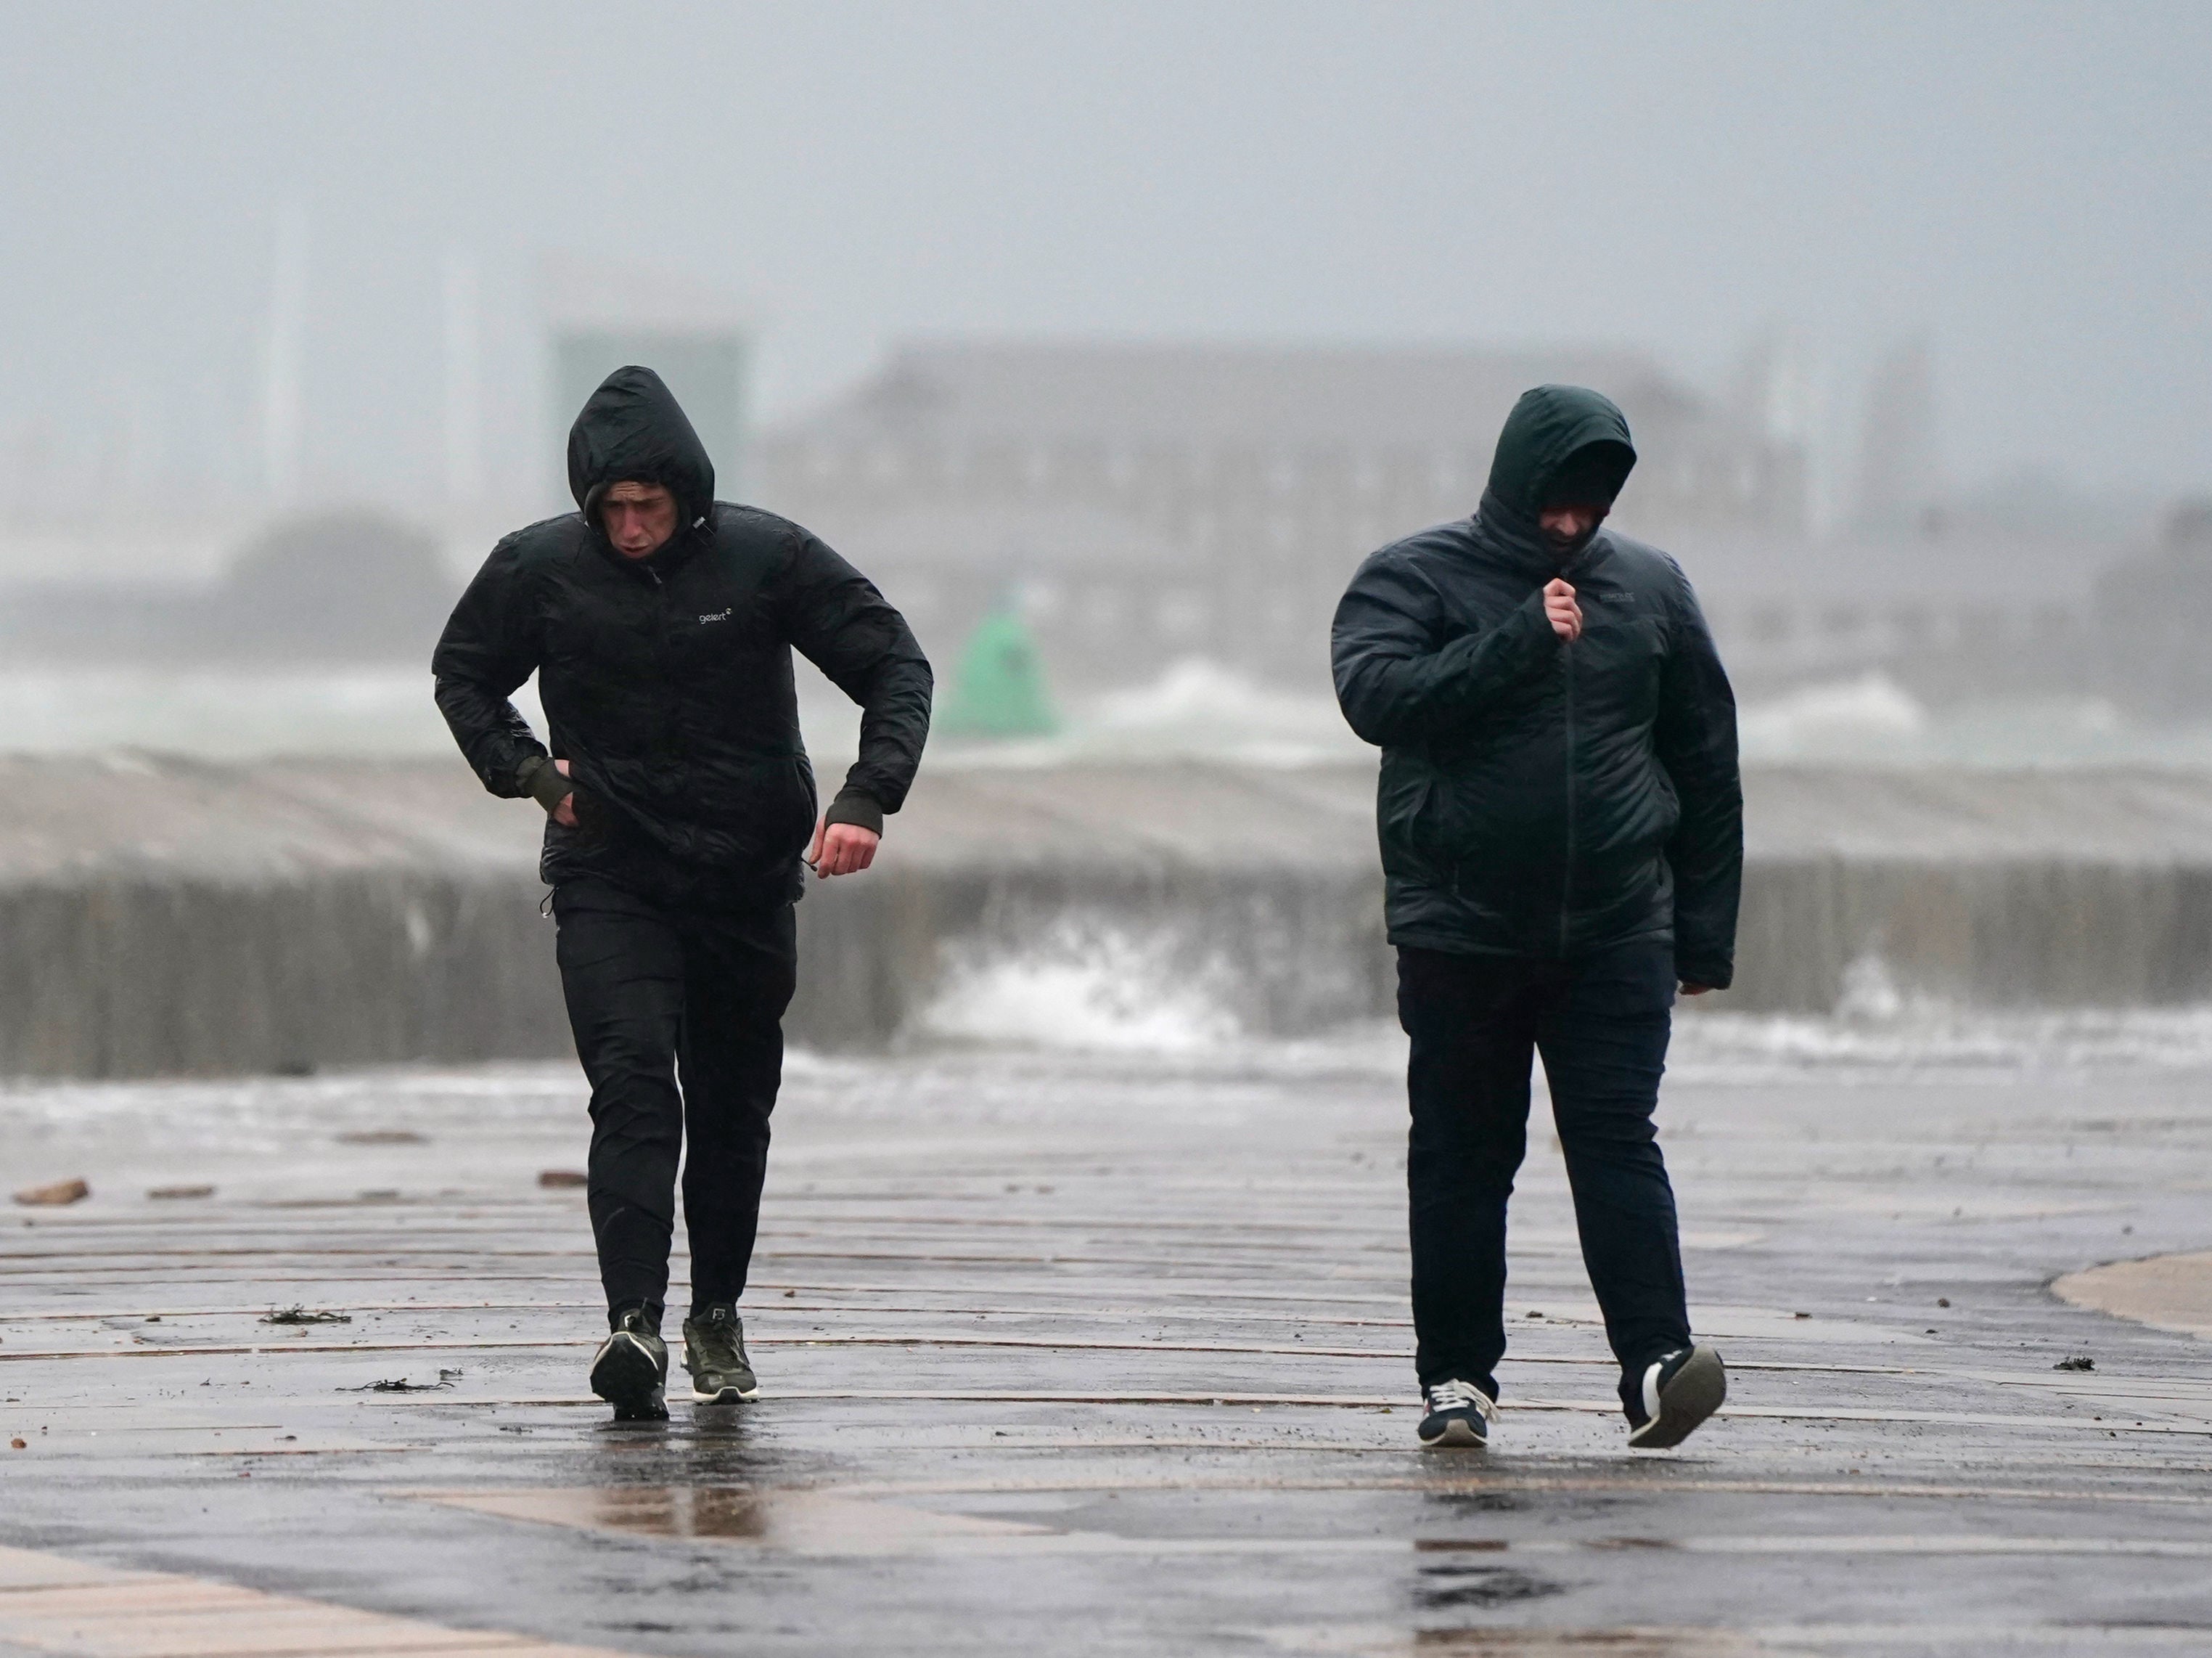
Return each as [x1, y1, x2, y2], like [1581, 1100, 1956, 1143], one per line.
[4, 755, 2212, 1078]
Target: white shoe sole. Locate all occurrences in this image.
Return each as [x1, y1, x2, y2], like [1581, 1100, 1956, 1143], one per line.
[1628, 1344, 1726, 1450]
[692, 1379, 760, 1402]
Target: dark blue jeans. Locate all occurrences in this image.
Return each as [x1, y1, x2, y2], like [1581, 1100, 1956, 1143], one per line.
[1398, 939, 1691, 1410]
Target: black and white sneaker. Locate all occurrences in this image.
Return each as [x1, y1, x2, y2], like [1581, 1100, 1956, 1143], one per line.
[1417, 1379, 1498, 1449]
[589, 1307, 669, 1422]
[1626, 1344, 1725, 1449]
[682, 1304, 758, 1402]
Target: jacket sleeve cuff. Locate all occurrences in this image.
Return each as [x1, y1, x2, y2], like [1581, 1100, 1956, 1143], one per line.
[1676, 957, 1733, 991]
[514, 754, 569, 814]
[823, 787, 885, 836]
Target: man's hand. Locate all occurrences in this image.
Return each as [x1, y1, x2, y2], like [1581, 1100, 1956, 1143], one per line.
[550, 759, 578, 828]
[1544, 578, 1583, 642]
[806, 818, 880, 878]
[1679, 984, 1713, 997]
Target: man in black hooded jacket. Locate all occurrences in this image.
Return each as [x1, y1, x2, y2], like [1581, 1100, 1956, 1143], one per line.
[1332, 385, 1741, 1453]
[434, 366, 931, 1420]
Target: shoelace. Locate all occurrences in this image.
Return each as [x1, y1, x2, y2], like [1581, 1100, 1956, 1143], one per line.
[697, 1320, 747, 1363]
[1425, 1379, 1499, 1421]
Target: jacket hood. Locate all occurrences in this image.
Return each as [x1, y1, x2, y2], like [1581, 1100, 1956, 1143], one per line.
[566, 366, 716, 531]
[1486, 385, 1637, 516]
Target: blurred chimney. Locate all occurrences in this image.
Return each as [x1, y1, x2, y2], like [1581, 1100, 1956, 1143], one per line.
[442, 252, 486, 504]
[259, 209, 308, 502]
[1855, 337, 1939, 536]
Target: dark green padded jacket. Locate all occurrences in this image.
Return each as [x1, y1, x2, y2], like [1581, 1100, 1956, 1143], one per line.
[1331, 385, 1742, 987]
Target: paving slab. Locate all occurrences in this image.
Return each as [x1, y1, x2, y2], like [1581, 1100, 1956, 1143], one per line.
[4, 1034, 2211, 1654]
[2057, 1251, 2212, 1339]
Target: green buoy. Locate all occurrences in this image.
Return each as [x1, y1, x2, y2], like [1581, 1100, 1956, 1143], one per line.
[938, 604, 1060, 739]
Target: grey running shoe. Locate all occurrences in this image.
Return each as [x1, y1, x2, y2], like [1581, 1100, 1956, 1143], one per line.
[1417, 1378, 1497, 1449]
[683, 1304, 758, 1402]
[589, 1307, 669, 1422]
[1626, 1344, 1726, 1449]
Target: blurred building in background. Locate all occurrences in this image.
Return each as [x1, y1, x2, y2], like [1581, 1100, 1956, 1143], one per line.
[0, 311, 2197, 748]
[541, 255, 753, 501]
[758, 340, 1807, 689]
[0, 510, 455, 665]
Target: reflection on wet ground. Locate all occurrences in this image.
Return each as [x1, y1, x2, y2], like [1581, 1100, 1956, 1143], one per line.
[425, 1485, 1052, 1551]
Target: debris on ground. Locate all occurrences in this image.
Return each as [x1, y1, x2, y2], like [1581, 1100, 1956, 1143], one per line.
[148, 1185, 215, 1201]
[2055, 1355, 2096, 1371]
[345, 1376, 452, 1392]
[13, 1179, 89, 1207]
[262, 1307, 353, 1326]
[537, 1170, 588, 1188]
[336, 1130, 428, 1146]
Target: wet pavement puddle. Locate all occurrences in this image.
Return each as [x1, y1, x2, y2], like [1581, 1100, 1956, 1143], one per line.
[412, 1487, 2212, 1564]
[419, 1485, 1056, 1552]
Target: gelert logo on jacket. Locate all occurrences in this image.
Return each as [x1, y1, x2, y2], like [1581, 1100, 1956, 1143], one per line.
[698, 608, 732, 624]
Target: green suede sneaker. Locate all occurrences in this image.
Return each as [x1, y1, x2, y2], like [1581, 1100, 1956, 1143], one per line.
[589, 1306, 668, 1422]
[683, 1304, 758, 1402]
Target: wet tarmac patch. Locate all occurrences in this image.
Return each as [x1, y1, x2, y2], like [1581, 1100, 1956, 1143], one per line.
[1412, 1561, 1565, 1610]
[1261, 1626, 1779, 1655]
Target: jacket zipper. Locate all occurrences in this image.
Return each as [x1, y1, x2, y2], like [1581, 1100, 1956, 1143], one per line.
[646, 563, 676, 772]
[1559, 634, 1576, 957]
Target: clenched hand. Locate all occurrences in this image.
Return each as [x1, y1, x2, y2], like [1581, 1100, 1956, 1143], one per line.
[550, 759, 578, 828]
[1544, 579, 1583, 643]
[806, 819, 880, 878]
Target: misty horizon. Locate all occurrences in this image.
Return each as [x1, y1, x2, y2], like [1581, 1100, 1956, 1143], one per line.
[3, 0, 2207, 515]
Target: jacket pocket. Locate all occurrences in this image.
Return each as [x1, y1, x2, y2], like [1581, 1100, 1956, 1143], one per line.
[1380, 761, 1446, 873]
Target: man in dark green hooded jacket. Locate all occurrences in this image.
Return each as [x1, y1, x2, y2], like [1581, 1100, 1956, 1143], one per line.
[1332, 385, 1741, 1453]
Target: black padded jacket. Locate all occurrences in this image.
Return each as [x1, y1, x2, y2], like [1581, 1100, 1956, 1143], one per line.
[1330, 385, 1742, 987]
[433, 366, 933, 910]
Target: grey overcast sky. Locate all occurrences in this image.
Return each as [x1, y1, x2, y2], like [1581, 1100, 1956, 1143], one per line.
[2, 0, 2207, 507]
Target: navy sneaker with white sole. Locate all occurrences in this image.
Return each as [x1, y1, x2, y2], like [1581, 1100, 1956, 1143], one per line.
[1417, 1378, 1498, 1449]
[1626, 1344, 1725, 1449]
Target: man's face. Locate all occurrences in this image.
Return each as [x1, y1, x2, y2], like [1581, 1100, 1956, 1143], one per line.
[600, 481, 679, 559]
[1538, 501, 1610, 555]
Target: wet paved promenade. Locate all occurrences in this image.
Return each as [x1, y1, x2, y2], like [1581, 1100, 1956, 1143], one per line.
[5, 1032, 2212, 1654]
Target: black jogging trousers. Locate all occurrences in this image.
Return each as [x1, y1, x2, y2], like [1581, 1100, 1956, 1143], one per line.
[552, 875, 797, 1323]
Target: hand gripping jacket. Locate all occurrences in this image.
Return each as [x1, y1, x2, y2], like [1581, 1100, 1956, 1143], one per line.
[1330, 385, 1742, 988]
[433, 367, 933, 910]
